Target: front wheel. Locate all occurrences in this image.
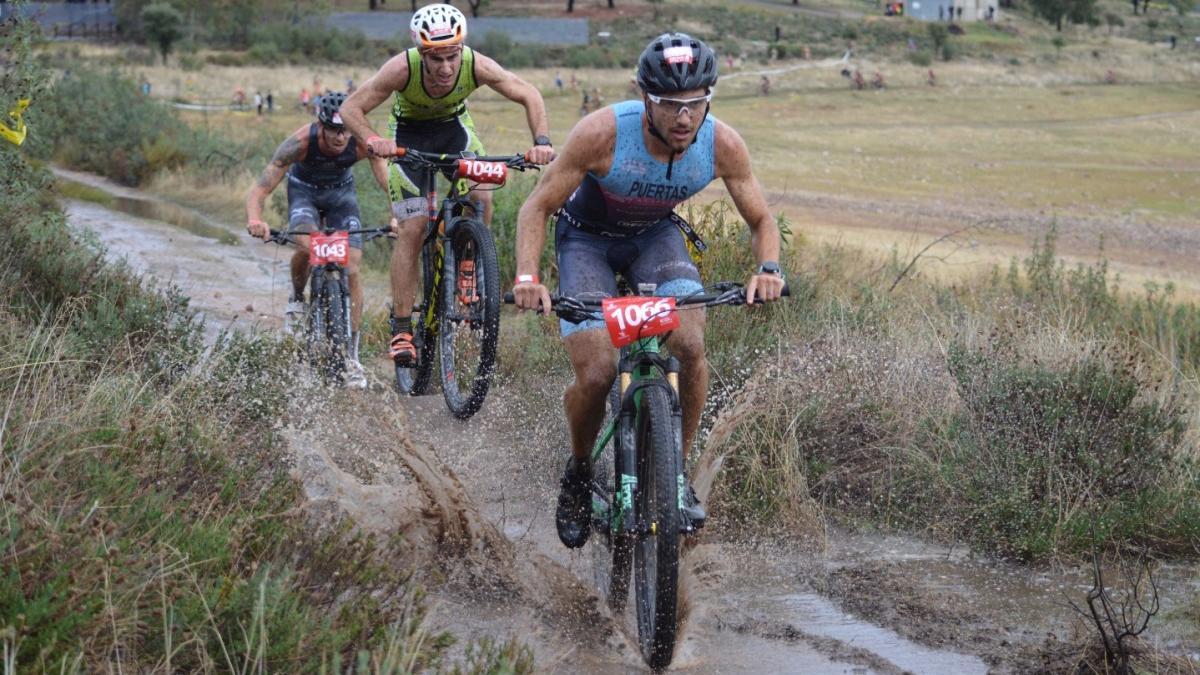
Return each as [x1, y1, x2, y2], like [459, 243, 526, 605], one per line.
[437, 218, 501, 419]
[633, 385, 682, 671]
[592, 380, 632, 613]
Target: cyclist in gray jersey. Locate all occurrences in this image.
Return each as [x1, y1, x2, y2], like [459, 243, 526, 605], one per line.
[513, 34, 786, 549]
[246, 92, 392, 389]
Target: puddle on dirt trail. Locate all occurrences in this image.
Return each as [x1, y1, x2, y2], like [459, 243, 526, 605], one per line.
[57, 175, 240, 246]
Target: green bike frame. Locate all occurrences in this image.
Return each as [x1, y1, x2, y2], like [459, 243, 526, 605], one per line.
[591, 335, 682, 536]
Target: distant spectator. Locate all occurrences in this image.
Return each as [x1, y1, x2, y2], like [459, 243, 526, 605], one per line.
[927, 69, 937, 86]
[872, 71, 885, 89]
[569, 72, 578, 91]
[759, 74, 771, 96]
[986, 5, 995, 21]
[254, 91, 263, 115]
[1169, 35, 1177, 49]
[346, 78, 356, 95]
[803, 45, 811, 60]
[555, 71, 564, 91]
[939, 5, 944, 20]
[852, 69, 865, 90]
[300, 88, 311, 113]
[266, 91, 273, 113]
[579, 89, 590, 116]
[956, 6, 962, 18]
[726, 54, 735, 70]
[140, 78, 151, 96]
[590, 86, 603, 111]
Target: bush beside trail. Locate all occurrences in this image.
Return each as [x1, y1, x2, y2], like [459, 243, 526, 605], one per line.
[1, 113, 532, 675]
[709, 226, 1200, 560]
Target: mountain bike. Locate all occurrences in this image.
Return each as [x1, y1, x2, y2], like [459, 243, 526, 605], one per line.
[266, 225, 391, 384]
[388, 146, 537, 419]
[505, 280, 787, 670]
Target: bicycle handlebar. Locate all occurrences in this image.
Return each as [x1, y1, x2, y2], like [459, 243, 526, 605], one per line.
[389, 146, 541, 172]
[502, 281, 790, 324]
[265, 226, 394, 245]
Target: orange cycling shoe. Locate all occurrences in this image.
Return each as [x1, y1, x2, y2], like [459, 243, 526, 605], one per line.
[389, 331, 418, 365]
[457, 259, 479, 305]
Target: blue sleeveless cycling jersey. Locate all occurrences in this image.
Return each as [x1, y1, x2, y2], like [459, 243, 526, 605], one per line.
[562, 100, 715, 236]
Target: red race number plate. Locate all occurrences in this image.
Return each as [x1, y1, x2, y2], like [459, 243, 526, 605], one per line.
[601, 296, 679, 348]
[310, 232, 349, 265]
[456, 159, 507, 185]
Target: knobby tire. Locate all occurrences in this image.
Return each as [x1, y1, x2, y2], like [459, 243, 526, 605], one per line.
[438, 218, 500, 419]
[323, 270, 350, 383]
[592, 380, 632, 614]
[395, 240, 438, 395]
[633, 385, 681, 671]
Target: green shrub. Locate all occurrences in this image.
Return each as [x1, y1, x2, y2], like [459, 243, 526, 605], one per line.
[908, 49, 934, 66]
[933, 339, 1190, 557]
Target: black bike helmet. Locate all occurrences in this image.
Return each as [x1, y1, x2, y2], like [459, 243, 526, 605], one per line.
[317, 91, 348, 127]
[636, 32, 718, 95]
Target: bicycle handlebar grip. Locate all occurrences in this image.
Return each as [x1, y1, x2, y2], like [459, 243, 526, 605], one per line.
[503, 292, 515, 304]
[782, 284, 790, 297]
[393, 146, 407, 158]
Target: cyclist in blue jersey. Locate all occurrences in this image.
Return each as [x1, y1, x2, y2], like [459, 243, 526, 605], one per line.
[513, 33, 786, 549]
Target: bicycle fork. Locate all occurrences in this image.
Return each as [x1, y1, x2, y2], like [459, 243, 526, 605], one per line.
[592, 357, 695, 538]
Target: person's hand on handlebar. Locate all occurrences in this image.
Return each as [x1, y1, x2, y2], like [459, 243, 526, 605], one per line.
[246, 218, 270, 241]
[745, 266, 786, 305]
[526, 144, 556, 166]
[388, 215, 400, 238]
[365, 135, 397, 158]
[512, 274, 552, 315]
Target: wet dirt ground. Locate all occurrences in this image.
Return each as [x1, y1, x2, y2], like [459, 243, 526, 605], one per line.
[60, 170, 1200, 673]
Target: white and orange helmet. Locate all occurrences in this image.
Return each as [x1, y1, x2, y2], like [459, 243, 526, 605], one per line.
[410, 4, 467, 50]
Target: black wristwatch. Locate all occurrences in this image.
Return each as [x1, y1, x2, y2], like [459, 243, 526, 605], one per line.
[533, 134, 552, 148]
[757, 261, 784, 278]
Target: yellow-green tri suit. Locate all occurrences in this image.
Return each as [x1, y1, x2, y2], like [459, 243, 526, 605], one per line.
[388, 46, 488, 217]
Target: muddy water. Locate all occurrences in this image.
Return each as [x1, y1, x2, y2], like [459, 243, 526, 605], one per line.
[61, 173, 1200, 673]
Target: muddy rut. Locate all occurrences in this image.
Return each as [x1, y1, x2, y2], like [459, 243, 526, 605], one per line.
[60, 171, 1199, 673]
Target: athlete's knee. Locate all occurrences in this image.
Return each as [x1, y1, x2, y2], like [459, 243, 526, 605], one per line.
[669, 328, 706, 365]
[572, 355, 617, 395]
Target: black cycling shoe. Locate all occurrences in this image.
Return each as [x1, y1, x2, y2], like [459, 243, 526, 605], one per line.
[556, 457, 593, 549]
[681, 484, 707, 534]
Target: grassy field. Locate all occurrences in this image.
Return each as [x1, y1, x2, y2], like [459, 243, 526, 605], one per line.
[110, 42, 1200, 297]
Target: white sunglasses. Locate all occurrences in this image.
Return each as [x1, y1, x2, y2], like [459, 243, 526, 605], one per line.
[646, 91, 713, 117]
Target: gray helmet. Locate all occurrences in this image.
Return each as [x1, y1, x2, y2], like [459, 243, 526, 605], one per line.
[636, 33, 718, 94]
[317, 91, 348, 127]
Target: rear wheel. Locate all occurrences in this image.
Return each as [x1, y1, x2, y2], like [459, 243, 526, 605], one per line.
[395, 239, 439, 395]
[633, 386, 681, 671]
[438, 218, 501, 419]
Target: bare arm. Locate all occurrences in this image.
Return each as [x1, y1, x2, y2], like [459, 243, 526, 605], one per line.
[245, 127, 308, 238]
[474, 52, 554, 163]
[341, 53, 409, 149]
[513, 110, 615, 312]
[713, 121, 785, 302]
[358, 141, 391, 194]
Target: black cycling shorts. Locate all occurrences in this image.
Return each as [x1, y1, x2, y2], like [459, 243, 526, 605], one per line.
[389, 112, 486, 220]
[286, 176, 363, 249]
[554, 214, 702, 338]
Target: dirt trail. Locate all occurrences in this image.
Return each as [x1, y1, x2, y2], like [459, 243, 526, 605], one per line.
[61, 174, 1199, 672]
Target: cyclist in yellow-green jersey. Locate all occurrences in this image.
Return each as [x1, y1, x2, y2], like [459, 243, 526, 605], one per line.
[340, 3, 554, 365]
